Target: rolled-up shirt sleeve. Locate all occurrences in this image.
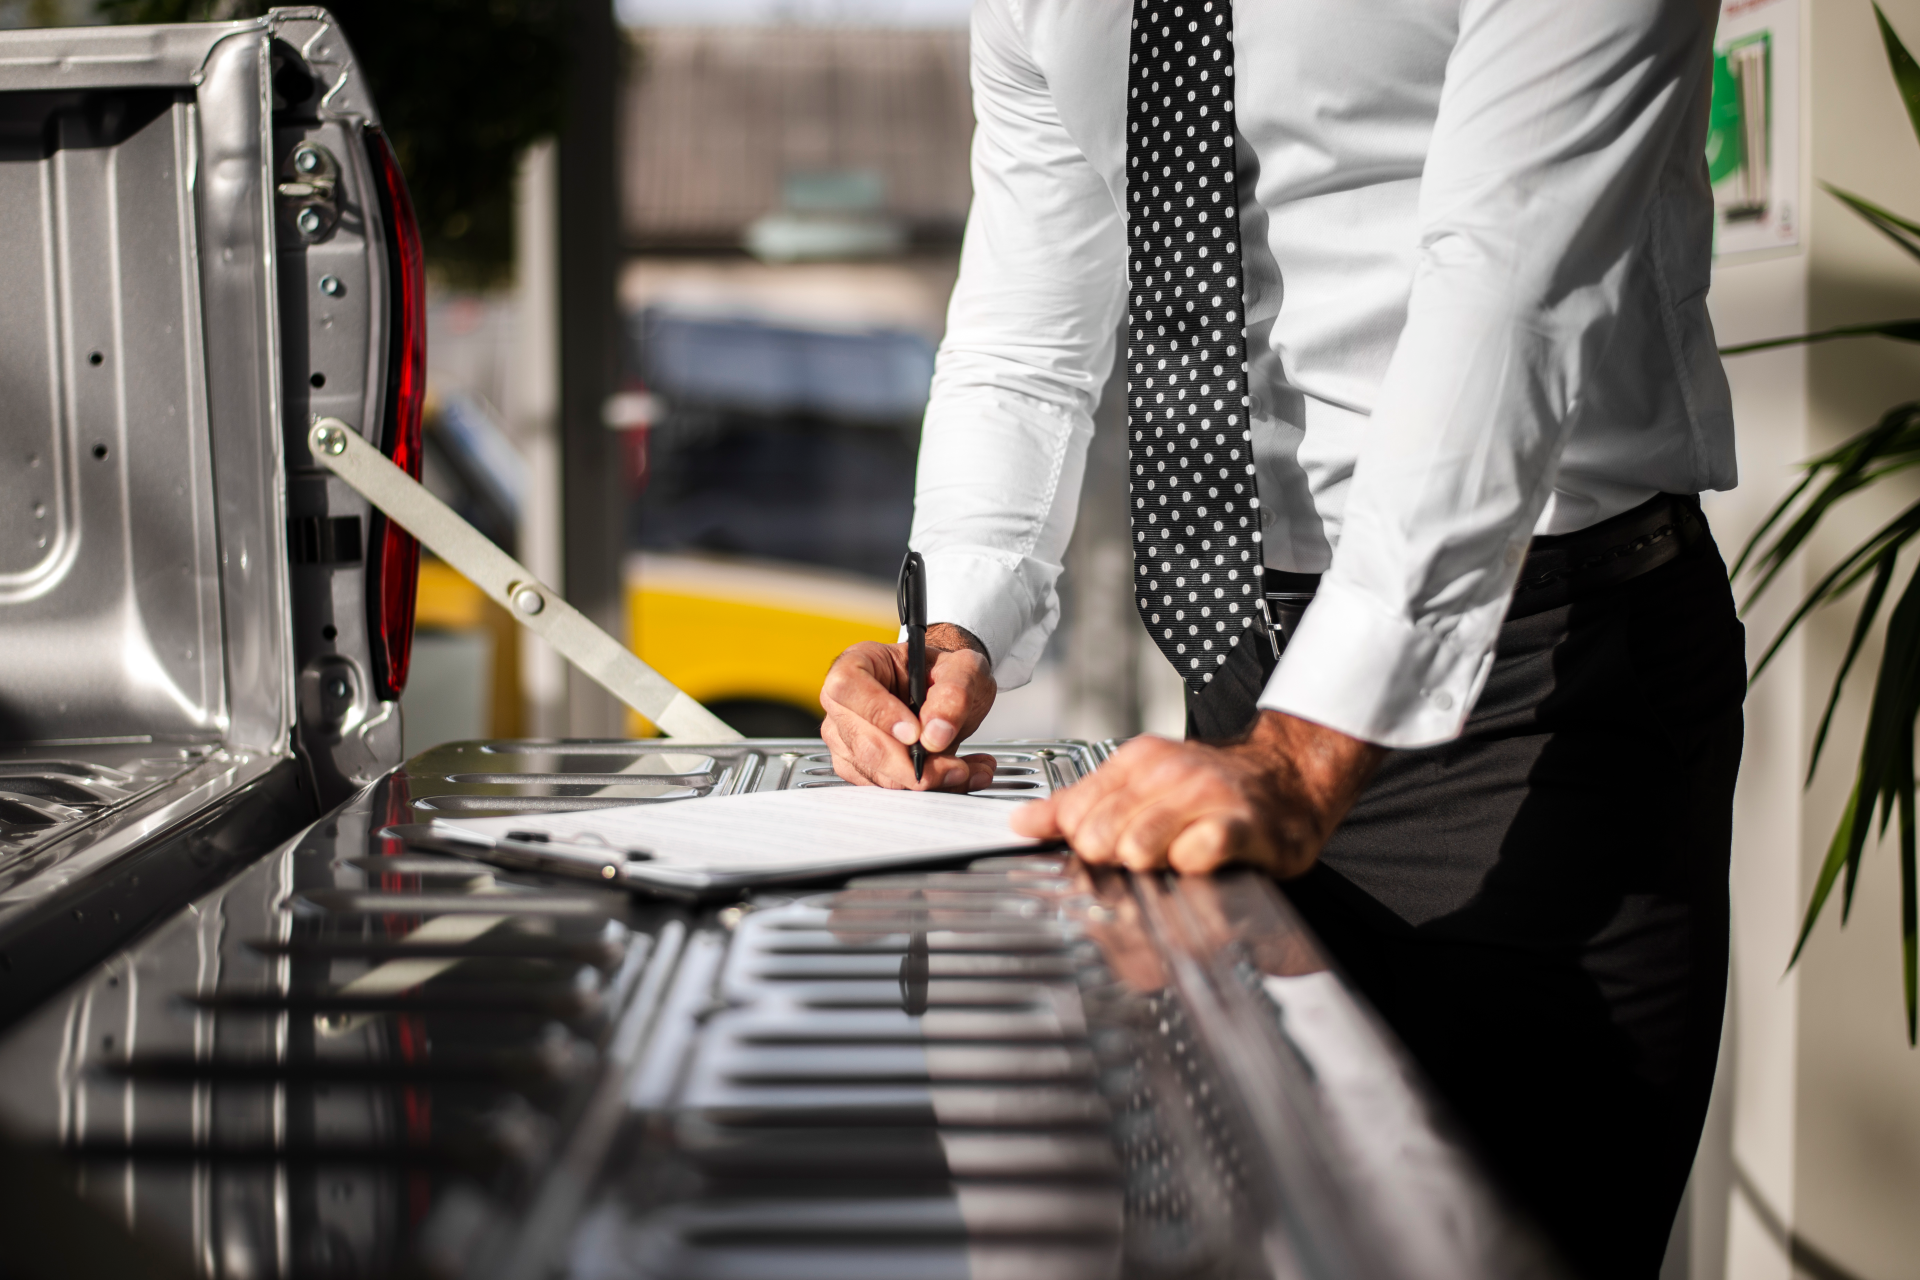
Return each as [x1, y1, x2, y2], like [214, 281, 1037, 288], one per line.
[911, 0, 1126, 689]
[1258, 0, 1718, 747]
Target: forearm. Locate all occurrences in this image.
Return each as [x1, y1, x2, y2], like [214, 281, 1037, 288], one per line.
[1260, 0, 1715, 749]
[912, 0, 1126, 689]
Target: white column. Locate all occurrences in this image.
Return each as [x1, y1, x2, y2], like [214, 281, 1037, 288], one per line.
[506, 139, 567, 738]
[1702, 254, 1809, 1280]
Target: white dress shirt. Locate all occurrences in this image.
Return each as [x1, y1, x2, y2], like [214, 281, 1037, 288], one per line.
[913, 0, 1735, 748]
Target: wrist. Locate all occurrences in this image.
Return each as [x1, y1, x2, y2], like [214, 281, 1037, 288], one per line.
[1238, 710, 1386, 851]
[1248, 708, 1383, 782]
[926, 622, 989, 663]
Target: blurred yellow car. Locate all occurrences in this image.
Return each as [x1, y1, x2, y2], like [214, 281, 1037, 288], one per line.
[413, 552, 898, 739]
[627, 552, 898, 737]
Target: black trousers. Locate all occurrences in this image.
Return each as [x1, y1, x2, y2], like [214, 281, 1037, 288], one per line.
[1188, 514, 1745, 1280]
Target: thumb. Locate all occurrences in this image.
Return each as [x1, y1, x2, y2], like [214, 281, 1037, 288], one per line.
[921, 650, 991, 753]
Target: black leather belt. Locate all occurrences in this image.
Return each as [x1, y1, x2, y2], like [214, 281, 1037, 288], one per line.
[1252, 492, 1706, 660]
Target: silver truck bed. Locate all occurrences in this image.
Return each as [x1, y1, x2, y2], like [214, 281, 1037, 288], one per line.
[0, 7, 416, 1029]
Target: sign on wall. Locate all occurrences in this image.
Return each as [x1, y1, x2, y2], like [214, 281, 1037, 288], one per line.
[1711, 0, 1802, 257]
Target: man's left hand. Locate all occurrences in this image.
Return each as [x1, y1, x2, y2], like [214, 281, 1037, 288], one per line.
[1010, 711, 1387, 878]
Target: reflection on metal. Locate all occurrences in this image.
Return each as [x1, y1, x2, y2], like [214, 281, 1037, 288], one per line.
[0, 86, 229, 743]
[0, 736, 1557, 1278]
[197, 26, 298, 760]
[309, 420, 740, 742]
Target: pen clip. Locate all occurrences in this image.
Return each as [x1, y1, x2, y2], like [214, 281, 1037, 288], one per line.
[897, 550, 926, 629]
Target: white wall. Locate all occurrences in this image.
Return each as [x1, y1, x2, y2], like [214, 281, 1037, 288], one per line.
[1694, 3, 1920, 1277]
[1791, 0, 1920, 1273]
[1703, 253, 1809, 1280]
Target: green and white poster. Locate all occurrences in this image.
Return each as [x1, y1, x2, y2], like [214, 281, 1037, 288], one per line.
[1710, 0, 1801, 256]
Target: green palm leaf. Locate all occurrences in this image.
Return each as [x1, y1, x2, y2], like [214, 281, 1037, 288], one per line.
[1877, 2, 1920, 151]
[1720, 317, 1920, 356]
[1826, 184, 1920, 266]
[1740, 402, 1920, 1043]
[1809, 553, 1898, 780]
[1736, 405, 1920, 621]
[1791, 775, 1866, 967]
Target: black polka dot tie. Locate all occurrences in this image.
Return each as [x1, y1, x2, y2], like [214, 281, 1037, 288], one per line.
[1126, 0, 1258, 694]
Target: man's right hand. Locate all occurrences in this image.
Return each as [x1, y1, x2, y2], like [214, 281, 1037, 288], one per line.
[821, 623, 997, 791]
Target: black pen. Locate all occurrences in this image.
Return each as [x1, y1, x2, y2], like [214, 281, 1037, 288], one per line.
[898, 550, 928, 781]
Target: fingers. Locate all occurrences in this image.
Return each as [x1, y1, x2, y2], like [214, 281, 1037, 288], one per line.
[1164, 815, 1245, 876]
[1030, 735, 1278, 875]
[821, 643, 916, 743]
[919, 648, 994, 754]
[1040, 736, 1171, 856]
[922, 750, 979, 793]
[821, 644, 986, 791]
[1010, 795, 1062, 839]
[821, 714, 877, 786]
[1113, 794, 1210, 870]
[823, 693, 913, 787]
[1011, 740, 1154, 839]
[820, 644, 924, 788]
[1102, 791, 1252, 873]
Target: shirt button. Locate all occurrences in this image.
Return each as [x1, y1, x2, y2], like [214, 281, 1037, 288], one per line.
[1432, 691, 1454, 711]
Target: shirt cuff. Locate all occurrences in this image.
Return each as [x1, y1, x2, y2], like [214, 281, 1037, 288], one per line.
[1255, 578, 1500, 749]
[915, 547, 1057, 690]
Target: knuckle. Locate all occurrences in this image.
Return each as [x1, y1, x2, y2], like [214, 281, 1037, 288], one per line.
[1171, 815, 1256, 875]
[821, 668, 865, 707]
[1118, 823, 1171, 868]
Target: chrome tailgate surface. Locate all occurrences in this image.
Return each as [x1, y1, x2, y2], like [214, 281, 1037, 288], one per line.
[397, 738, 1093, 817]
[0, 738, 1557, 1280]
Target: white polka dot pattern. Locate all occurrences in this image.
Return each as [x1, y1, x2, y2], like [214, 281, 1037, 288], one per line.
[1126, 0, 1256, 693]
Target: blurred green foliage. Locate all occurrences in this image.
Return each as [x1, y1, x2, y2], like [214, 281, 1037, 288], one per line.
[100, 0, 570, 287]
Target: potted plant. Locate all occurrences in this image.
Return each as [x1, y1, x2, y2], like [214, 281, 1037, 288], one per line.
[1733, 3, 1920, 1042]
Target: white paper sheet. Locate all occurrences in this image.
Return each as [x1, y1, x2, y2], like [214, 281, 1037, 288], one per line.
[433, 787, 1044, 878]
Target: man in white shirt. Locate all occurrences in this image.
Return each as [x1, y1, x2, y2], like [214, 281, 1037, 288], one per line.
[819, 1, 1743, 1274]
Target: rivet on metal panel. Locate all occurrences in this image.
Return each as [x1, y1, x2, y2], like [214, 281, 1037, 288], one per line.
[318, 274, 344, 297]
[511, 586, 545, 616]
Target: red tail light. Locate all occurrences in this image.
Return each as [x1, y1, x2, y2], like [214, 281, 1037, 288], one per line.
[365, 126, 425, 702]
